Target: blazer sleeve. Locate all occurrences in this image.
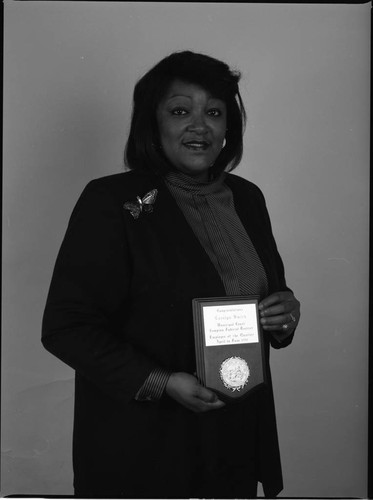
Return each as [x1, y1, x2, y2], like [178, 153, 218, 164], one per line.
[42, 180, 160, 403]
[255, 185, 296, 350]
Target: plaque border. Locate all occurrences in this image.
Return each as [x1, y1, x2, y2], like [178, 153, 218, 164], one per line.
[192, 295, 267, 403]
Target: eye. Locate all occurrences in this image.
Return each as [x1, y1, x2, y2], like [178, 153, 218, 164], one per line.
[208, 108, 222, 117]
[171, 107, 188, 116]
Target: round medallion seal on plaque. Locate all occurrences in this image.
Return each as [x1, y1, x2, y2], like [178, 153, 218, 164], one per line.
[219, 356, 250, 392]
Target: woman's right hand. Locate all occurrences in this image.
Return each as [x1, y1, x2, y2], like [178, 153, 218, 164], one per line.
[165, 372, 225, 412]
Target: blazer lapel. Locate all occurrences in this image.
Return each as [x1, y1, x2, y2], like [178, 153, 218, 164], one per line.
[122, 174, 225, 296]
[153, 178, 225, 295]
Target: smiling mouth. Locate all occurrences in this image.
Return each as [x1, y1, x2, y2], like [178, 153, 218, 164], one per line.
[183, 141, 210, 151]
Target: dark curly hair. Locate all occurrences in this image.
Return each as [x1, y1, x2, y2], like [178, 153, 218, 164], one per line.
[124, 50, 246, 176]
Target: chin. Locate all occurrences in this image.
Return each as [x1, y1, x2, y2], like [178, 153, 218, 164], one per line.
[179, 159, 214, 175]
[180, 165, 210, 177]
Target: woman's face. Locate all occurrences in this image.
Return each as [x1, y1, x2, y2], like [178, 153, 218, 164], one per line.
[156, 80, 227, 180]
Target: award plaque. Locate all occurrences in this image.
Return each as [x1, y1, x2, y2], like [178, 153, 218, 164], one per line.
[192, 296, 267, 403]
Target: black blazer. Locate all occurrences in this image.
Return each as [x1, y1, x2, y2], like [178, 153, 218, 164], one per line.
[42, 169, 294, 498]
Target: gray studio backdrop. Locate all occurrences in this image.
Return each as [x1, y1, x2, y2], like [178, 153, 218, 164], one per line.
[2, 1, 370, 497]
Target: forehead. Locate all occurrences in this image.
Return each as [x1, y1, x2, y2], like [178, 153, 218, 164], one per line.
[161, 79, 223, 102]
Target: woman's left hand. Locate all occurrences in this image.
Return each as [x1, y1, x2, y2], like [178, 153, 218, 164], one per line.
[259, 291, 300, 333]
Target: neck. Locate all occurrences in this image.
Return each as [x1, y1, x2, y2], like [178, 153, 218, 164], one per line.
[172, 169, 210, 183]
[190, 172, 209, 182]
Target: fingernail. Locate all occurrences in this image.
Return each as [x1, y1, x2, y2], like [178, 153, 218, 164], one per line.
[259, 304, 264, 310]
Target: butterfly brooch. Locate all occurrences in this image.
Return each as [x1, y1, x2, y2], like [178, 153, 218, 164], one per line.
[123, 189, 158, 219]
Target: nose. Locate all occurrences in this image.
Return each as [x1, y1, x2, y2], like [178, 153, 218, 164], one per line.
[187, 112, 208, 134]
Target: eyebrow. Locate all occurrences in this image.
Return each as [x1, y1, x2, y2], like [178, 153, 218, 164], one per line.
[167, 94, 191, 99]
[166, 94, 223, 102]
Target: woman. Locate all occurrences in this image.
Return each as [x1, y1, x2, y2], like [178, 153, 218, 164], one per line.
[42, 50, 300, 499]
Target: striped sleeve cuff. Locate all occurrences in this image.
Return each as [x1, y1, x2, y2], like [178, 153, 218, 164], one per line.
[135, 368, 172, 402]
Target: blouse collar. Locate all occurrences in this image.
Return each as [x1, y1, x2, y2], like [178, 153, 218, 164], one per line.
[164, 169, 226, 195]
